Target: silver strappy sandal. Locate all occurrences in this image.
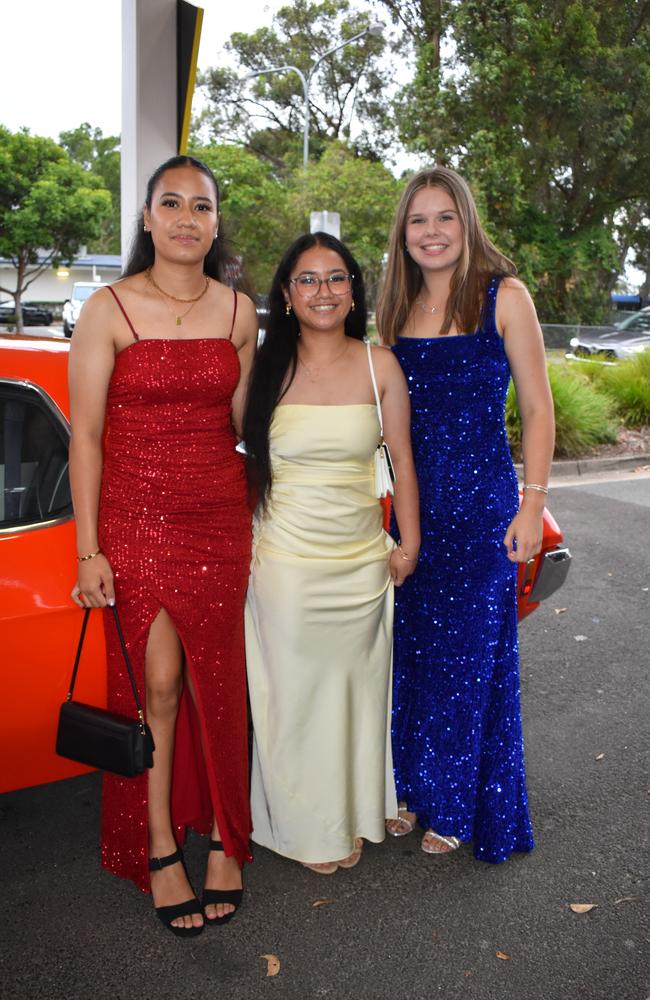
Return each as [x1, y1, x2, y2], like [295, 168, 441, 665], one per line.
[421, 830, 461, 854]
[386, 802, 416, 838]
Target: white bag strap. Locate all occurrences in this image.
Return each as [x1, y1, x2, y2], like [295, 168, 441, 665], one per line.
[366, 339, 384, 441]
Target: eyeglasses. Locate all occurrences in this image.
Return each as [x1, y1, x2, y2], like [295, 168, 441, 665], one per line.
[289, 273, 354, 297]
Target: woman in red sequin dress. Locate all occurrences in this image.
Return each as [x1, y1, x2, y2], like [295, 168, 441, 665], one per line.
[68, 156, 256, 937]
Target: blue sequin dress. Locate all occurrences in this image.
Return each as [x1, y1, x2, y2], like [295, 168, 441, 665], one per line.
[391, 276, 534, 863]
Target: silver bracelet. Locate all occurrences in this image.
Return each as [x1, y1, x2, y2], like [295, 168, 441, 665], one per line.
[523, 483, 548, 495]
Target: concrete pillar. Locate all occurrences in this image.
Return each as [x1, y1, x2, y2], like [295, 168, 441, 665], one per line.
[121, 0, 177, 266]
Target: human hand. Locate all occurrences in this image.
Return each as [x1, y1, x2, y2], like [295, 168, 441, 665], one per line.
[71, 553, 115, 607]
[389, 545, 418, 586]
[503, 508, 543, 563]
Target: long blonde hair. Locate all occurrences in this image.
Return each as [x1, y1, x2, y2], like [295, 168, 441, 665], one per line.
[376, 166, 516, 345]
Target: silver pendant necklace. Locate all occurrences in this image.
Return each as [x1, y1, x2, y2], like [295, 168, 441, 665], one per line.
[415, 298, 439, 314]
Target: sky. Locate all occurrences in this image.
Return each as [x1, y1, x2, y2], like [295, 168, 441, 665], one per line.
[0, 0, 284, 140]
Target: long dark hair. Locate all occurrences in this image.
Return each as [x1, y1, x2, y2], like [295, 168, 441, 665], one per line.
[121, 154, 239, 284]
[243, 232, 367, 507]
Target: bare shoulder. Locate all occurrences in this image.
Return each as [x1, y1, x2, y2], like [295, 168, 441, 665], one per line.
[369, 340, 402, 374]
[72, 283, 125, 348]
[496, 275, 539, 333]
[230, 288, 258, 347]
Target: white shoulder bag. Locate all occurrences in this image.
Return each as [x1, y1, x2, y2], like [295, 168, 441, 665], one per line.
[366, 340, 395, 498]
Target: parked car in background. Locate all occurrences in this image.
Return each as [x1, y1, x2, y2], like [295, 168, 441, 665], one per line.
[62, 281, 106, 337]
[0, 299, 54, 327]
[0, 333, 570, 792]
[568, 306, 650, 361]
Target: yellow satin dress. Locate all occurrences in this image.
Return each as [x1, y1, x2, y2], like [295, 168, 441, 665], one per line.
[245, 403, 398, 864]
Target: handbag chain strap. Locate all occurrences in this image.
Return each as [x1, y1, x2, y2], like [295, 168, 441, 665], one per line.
[66, 606, 147, 734]
[365, 339, 385, 443]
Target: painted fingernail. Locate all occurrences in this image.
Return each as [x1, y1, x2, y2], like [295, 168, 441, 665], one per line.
[107, 598, 115, 607]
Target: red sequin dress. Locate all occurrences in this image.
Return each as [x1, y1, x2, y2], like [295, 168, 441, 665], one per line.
[98, 286, 252, 892]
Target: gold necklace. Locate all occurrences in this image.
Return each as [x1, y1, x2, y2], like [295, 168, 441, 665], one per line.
[146, 268, 209, 325]
[298, 341, 349, 382]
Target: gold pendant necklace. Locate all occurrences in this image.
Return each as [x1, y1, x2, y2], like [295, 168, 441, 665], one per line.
[146, 268, 210, 325]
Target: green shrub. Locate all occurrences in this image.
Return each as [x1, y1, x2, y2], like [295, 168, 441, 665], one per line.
[506, 365, 617, 459]
[596, 350, 650, 427]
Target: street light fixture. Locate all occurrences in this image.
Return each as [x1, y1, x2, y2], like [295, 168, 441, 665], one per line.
[242, 21, 384, 167]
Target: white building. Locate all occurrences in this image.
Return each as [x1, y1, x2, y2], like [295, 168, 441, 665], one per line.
[0, 251, 121, 308]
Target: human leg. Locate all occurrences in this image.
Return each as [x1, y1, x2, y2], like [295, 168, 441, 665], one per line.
[145, 608, 203, 932]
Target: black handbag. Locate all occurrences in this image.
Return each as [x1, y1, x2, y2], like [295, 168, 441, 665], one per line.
[56, 605, 155, 778]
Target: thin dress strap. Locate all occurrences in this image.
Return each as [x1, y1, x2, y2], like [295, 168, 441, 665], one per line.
[365, 340, 384, 441]
[106, 286, 139, 341]
[228, 289, 238, 341]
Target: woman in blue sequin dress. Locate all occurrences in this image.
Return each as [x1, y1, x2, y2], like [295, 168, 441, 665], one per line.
[376, 167, 554, 863]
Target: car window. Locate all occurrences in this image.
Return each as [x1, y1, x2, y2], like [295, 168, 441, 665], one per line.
[619, 310, 650, 334]
[0, 382, 72, 530]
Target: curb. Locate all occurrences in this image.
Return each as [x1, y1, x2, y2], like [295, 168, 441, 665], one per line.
[515, 454, 650, 479]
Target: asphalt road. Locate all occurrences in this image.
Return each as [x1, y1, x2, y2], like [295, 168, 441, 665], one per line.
[1, 474, 648, 1000]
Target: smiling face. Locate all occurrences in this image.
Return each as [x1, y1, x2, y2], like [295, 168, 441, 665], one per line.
[143, 164, 219, 265]
[284, 245, 353, 336]
[404, 185, 464, 279]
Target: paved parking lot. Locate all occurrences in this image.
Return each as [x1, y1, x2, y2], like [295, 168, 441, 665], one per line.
[1, 475, 648, 1000]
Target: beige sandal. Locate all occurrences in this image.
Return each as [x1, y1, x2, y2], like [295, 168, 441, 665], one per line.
[302, 861, 339, 875]
[386, 802, 416, 838]
[421, 830, 461, 854]
[337, 838, 363, 869]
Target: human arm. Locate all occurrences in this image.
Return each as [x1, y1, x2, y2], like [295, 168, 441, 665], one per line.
[498, 279, 555, 563]
[230, 293, 258, 438]
[373, 347, 421, 586]
[68, 290, 118, 607]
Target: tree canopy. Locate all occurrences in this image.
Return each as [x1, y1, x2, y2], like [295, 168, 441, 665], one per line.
[59, 123, 121, 255]
[196, 0, 393, 168]
[381, 0, 650, 322]
[0, 127, 112, 330]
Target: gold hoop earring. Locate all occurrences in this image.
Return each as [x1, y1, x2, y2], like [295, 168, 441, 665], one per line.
[144, 225, 150, 232]
[285, 302, 292, 315]
[350, 299, 356, 312]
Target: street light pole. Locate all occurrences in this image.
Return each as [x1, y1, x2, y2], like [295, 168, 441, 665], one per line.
[243, 22, 383, 168]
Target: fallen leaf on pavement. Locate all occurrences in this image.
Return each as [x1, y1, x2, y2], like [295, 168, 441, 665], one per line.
[595, 753, 605, 761]
[574, 635, 588, 641]
[311, 898, 335, 909]
[569, 903, 597, 913]
[554, 607, 568, 614]
[261, 954, 281, 977]
[614, 896, 640, 905]
[495, 951, 512, 961]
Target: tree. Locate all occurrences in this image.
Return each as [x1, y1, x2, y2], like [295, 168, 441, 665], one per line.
[196, 0, 393, 169]
[381, 0, 650, 322]
[290, 143, 400, 302]
[0, 127, 112, 331]
[190, 143, 296, 292]
[59, 123, 121, 254]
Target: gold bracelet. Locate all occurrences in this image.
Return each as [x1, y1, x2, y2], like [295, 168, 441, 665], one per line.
[397, 544, 417, 562]
[77, 548, 102, 562]
[523, 483, 549, 495]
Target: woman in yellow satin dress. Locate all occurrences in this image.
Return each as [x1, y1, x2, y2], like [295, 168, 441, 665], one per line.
[242, 233, 420, 873]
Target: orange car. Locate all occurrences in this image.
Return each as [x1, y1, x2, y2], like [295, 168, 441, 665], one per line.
[1, 335, 570, 793]
[0, 335, 106, 793]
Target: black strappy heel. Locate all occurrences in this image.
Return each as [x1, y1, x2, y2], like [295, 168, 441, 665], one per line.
[149, 848, 204, 938]
[202, 839, 243, 926]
